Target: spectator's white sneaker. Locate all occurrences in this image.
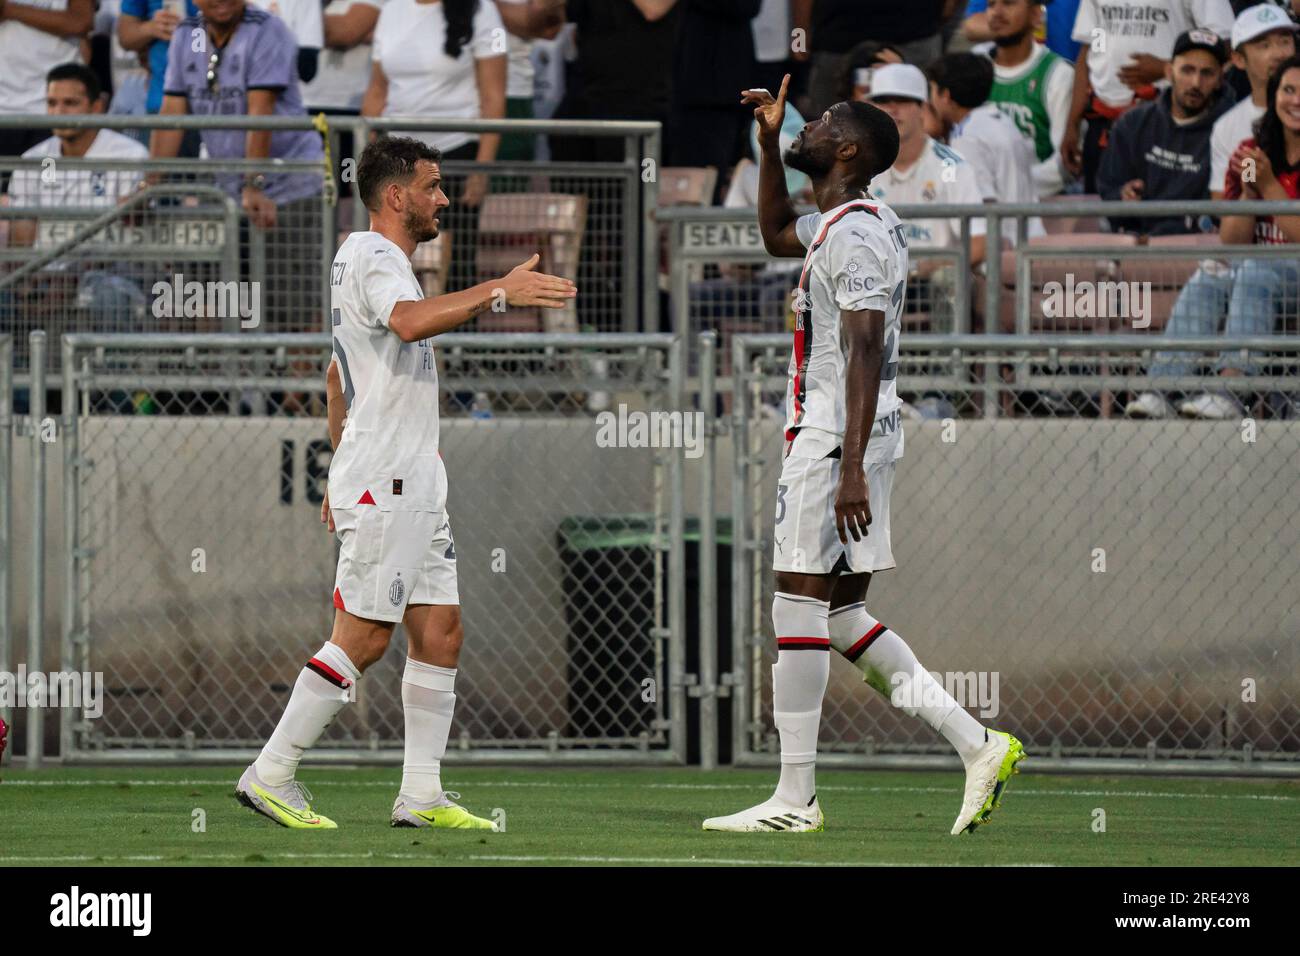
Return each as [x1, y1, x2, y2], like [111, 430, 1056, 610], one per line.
[1178, 392, 1244, 420]
[1125, 391, 1174, 419]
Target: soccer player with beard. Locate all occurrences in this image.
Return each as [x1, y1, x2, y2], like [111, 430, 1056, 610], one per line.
[703, 77, 1025, 835]
[237, 136, 576, 829]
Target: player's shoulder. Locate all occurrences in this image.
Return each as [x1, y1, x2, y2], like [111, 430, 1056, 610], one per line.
[343, 230, 401, 259]
[820, 201, 898, 253]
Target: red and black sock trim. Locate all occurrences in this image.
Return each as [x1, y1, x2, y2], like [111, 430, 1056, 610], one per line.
[844, 622, 888, 662]
[306, 657, 351, 688]
[777, 636, 832, 651]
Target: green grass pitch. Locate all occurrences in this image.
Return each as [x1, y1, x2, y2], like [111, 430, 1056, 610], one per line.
[2, 766, 1297, 866]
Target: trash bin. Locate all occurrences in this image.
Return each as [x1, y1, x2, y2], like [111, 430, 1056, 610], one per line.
[557, 515, 731, 761]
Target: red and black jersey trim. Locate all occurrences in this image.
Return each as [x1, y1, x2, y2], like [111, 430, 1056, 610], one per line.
[844, 622, 888, 662]
[787, 201, 883, 443]
[306, 656, 351, 688]
[777, 636, 832, 651]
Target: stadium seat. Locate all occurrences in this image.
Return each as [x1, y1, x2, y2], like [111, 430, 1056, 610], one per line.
[1040, 193, 1103, 235]
[656, 167, 718, 208]
[412, 231, 450, 299]
[1000, 233, 1138, 332]
[475, 192, 587, 333]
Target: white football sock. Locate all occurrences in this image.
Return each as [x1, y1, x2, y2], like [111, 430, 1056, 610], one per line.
[828, 602, 987, 764]
[771, 592, 830, 807]
[399, 658, 457, 804]
[255, 641, 360, 787]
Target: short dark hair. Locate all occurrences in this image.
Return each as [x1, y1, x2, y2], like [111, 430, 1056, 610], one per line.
[357, 136, 443, 212]
[926, 53, 995, 109]
[46, 62, 101, 104]
[1255, 53, 1300, 173]
[836, 100, 901, 181]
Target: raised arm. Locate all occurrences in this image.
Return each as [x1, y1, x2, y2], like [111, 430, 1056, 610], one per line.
[386, 253, 576, 342]
[740, 74, 806, 258]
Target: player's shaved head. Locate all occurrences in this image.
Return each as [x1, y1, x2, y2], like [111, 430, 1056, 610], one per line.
[834, 100, 901, 181]
[785, 100, 900, 189]
[357, 136, 444, 213]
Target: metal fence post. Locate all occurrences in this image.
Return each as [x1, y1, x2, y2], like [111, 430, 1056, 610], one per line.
[667, 334, 687, 762]
[730, 334, 752, 763]
[26, 331, 46, 768]
[0, 335, 10, 735]
[698, 331, 718, 769]
[642, 124, 661, 333]
[60, 336, 79, 760]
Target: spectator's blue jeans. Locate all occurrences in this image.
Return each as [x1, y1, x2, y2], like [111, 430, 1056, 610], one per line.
[1150, 259, 1296, 378]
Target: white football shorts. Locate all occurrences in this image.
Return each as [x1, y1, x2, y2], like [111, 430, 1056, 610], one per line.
[771, 419, 902, 576]
[331, 506, 459, 622]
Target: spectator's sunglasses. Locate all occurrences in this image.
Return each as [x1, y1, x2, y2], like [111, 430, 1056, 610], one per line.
[206, 49, 222, 93]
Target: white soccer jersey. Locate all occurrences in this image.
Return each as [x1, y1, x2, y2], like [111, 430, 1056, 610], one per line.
[1072, 0, 1233, 108]
[7, 131, 148, 208]
[1210, 98, 1264, 196]
[328, 231, 447, 514]
[867, 137, 987, 251]
[785, 198, 908, 456]
[949, 103, 1044, 243]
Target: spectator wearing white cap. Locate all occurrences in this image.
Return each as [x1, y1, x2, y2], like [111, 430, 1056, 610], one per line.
[867, 63, 987, 329]
[1211, 3, 1298, 198]
[927, 51, 1044, 245]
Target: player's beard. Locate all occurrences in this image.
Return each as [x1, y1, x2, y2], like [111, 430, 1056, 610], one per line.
[993, 27, 1030, 48]
[403, 206, 439, 244]
[783, 140, 834, 177]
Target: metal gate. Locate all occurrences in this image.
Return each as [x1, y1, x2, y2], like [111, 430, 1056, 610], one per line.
[56, 332, 687, 764]
[718, 333, 1300, 775]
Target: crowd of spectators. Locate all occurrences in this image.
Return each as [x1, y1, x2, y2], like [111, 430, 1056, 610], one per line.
[0, 0, 1297, 417]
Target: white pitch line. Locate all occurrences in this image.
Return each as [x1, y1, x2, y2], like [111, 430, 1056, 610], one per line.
[1, 778, 1295, 802]
[0, 852, 1055, 867]
[467, 854, 1055, 867]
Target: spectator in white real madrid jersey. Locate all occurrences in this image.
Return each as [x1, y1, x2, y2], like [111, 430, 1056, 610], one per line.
[4, 64, 151, 336]
[866, 63, 987, 330]
[927, 51, 1044, 244]
[7, 64, 148, 246]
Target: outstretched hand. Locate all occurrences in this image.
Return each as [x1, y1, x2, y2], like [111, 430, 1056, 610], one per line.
[501, 254, 577, 309]
[740, 73, 791, 152]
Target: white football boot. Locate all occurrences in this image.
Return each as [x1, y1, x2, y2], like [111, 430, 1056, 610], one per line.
[951, 730, 1026, 835]
[702, 795, 824, 832]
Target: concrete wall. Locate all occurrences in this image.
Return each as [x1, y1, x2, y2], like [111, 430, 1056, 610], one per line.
[8, 416, 1299, 755]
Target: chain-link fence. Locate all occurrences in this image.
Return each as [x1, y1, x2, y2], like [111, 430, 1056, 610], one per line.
[717, 333, 1300, 774]
[43, 332, 686, 763]
[0, 114, 661, 384]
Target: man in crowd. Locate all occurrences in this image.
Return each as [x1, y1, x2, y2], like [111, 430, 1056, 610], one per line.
[1098, 29, 1235, 235]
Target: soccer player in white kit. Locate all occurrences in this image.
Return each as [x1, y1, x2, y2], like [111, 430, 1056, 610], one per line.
[237, 136, 576, 829]
[703, 77, 1025, 835]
